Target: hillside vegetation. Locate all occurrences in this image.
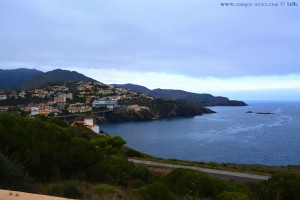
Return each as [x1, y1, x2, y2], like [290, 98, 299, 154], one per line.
[0, 113, 300, 199]
[0, 68, 43, 89]
[0, 68, 97, 90]
[112, 83, 247, 106]
[20, 69, 97, 89]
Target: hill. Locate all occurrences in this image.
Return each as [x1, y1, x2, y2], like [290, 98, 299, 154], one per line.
[0, 68, 43, 89]
[105, 98, 214, 122]
[1, 113, 299, 199]
[112, 83, 247, 106]
[0, 68, 97, 90]
[20, 69, 97, 89]
[114, 83, 151, 94]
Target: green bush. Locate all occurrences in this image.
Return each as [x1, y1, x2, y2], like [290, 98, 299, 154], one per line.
[0, 113, 128, 183]
[123, 147, 145, 158]
[161, 169, 251, 199]
[132, 179, 146, 188]
[102, 157, 134, 185]
[162, 168, 215, 198]
[0, 152, 35, 192]
[135, 182, 176, 200]
[132, 166, 153, 184]
[93, 183, 119, 195]
[45, 183, 64, 196]
[45, 181, 83, 199]
[256, 172, 300, 200]
[91, 135, 126, 155]
[216, 191, 250, 200]
[47, 118, 68, 127]
[86, 156, 134, 184]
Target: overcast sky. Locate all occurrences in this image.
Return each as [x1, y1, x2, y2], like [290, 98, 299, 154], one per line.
[1, 0, 300, 100]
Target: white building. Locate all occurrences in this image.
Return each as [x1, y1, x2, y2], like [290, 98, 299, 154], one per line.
[0, 94, 7, 100]
[84, 118, 100, 134]
[71, 118, 100, 134]
[30, 107, 40, 116]
[54, 93, 73, 103]
[84, 118, 94, 126]
[90, 125, 99, 134]
[92, 100, 118, 109]
[19, 91, 27, 98]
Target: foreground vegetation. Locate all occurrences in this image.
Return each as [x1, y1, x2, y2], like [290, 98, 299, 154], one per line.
[1, 112, 300, 199]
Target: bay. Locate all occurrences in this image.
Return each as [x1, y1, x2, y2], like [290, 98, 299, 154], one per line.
[101, 101, 300, 166]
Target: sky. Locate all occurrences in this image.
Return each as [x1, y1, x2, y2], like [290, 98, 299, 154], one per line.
[0, 0, 300, 101]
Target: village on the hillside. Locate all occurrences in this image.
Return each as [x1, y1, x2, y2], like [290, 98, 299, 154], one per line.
[0, 81, 153, 134]
[0, 81, 153, 114]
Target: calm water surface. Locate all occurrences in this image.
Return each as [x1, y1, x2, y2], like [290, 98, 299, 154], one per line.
[101, 102, 300, 166]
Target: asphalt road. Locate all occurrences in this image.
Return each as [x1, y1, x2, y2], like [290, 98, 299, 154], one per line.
[129, 158, 271, 183]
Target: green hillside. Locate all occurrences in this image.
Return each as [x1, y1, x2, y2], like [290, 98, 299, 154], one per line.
[1, 113, 300, 199]
[0, 68, 43, 89]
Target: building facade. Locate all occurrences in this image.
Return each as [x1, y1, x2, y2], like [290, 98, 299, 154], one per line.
[92, 100, 118, 109]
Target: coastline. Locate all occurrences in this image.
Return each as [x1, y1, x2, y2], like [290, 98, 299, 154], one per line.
[101, 102, 300, 166]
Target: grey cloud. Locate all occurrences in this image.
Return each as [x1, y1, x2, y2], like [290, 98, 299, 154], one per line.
[0, 0, 299, 77]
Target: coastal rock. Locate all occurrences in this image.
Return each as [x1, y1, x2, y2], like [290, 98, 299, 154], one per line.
[246, 111, 274, 115]
[256, 112, 274, 115]
[104, 99, 215, 122]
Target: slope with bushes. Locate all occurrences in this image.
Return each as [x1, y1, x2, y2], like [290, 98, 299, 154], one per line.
[1, 113, 300, 199]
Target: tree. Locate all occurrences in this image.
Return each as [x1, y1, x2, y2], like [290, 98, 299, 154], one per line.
[90, 136, 126, 155]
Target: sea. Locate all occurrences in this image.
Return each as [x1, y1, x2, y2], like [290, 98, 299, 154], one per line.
[100, 101, 300, 166]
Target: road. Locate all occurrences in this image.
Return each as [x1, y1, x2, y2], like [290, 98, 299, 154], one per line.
[129, 158, 271, 183]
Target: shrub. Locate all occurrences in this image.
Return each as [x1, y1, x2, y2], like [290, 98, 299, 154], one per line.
[135, 182, 176, 200]
[0, 113, 110, 182]
[132, 166, 153, 184]
[91, 135, 126, 155]
[0, 152, 35, 192]
[256, 172, 300, 200]
[48, 118, 68, 127]
[93, 183, 119, 195]
[123, 147, 145, 158]
[132, 179, 146, 188]
[45, 181, 83, 199]
[87, 157, 134, 184]
[161, 168, 251, 199]
[216, 191, 250, 200]
[162, 168, 215, 198]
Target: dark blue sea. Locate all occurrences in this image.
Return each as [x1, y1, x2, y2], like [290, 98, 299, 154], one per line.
[101, 102, 300, 166]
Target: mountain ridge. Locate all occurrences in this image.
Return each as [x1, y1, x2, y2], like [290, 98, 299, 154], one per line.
[0, 68, 43, 89]
[0, 68, 97, 89]
[20, 69, 97, 89]
[0, 68, 246, 106]
[112, 83, 247, 106]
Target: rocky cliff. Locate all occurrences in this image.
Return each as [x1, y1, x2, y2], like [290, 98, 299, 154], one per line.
[105, 99, 214, 122]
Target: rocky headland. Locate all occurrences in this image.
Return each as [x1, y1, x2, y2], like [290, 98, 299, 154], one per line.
[105, 99, 214, 122]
